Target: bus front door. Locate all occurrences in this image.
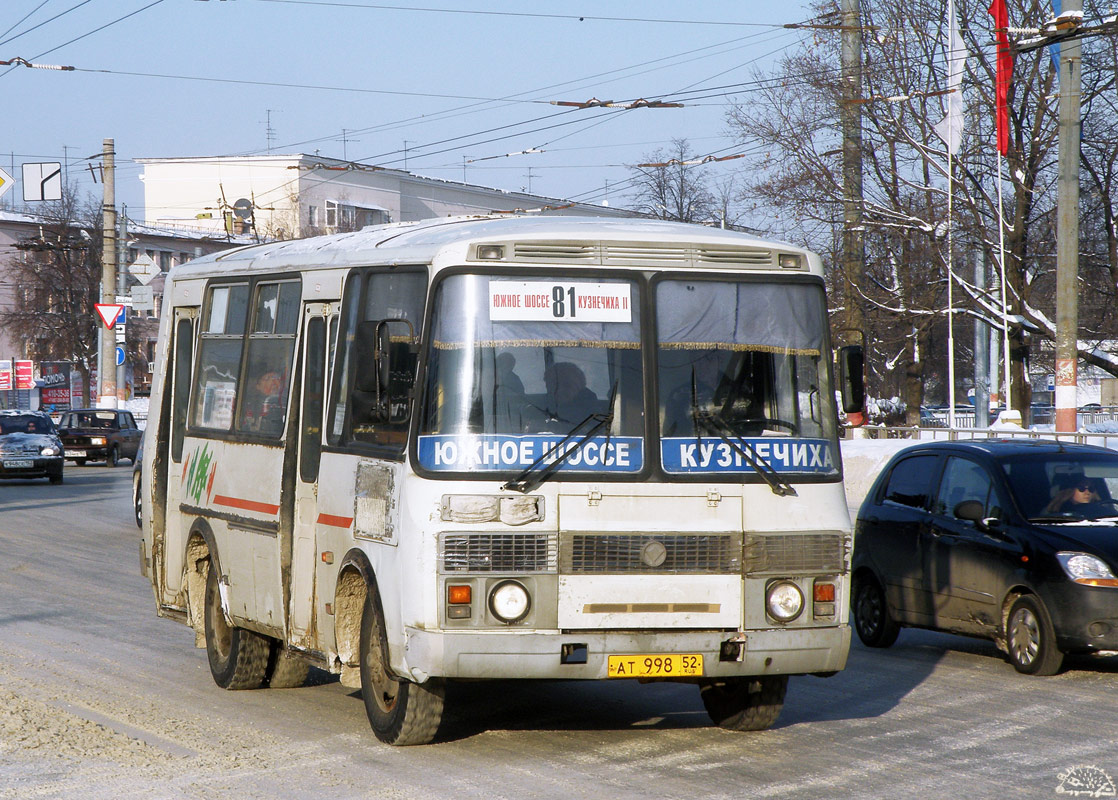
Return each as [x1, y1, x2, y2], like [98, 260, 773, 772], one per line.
[161, 308, 198, 606]
[287, 305, 333, 647]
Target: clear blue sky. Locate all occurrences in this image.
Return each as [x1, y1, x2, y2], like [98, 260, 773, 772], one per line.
[2, 0, 816, 218]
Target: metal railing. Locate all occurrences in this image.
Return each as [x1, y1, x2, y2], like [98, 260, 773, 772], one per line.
[849, 425, 1118, 449]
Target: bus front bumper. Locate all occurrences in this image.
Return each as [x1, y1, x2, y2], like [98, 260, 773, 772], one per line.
[402, 625, 850, 681]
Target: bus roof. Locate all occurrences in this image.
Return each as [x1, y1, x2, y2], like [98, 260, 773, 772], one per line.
[172, 214, 821, 278]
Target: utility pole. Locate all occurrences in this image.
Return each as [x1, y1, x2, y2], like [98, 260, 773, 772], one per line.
[117, 207, 129, 402]
[1054, 1, 1082, 432]
[98, 138, 117, 408]
[841, 0, 865, 349]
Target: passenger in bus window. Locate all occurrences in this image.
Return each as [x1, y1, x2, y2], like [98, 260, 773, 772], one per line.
[543, 362, 599, 427]
[244, 368, 285, 434]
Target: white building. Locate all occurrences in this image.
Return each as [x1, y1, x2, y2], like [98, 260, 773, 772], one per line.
[138, 154, 633, 239]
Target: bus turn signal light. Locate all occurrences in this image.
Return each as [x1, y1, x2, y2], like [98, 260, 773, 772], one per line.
[448, 585, 472, 605]
[813, 582, 836, 602]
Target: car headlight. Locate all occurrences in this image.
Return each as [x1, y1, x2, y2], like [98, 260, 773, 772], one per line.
[39, 445, 59, 456]
[766, 580, 804, 622]
[1056, 552, 1118, 587]
[90, 437, 106, 445]
[488, 580, 531, 623]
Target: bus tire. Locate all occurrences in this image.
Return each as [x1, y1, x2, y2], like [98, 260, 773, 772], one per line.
[359, 591, 445, 745]
[266, 641, 310, 689]
[204, 563, 269, 690]
[699, 675, 788, 732]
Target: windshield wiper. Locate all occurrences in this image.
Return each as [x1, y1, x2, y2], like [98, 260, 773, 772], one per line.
[503, 382, 617, 494]
[690, 374, 797, 497]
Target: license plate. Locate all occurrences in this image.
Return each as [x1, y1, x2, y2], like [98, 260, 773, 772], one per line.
[65, 450, 86, 457]
[3, 459, 32, 469]
[607, 653, 703, 678]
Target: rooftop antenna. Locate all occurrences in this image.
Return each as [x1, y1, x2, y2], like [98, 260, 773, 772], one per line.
[262, 109, 281, 153]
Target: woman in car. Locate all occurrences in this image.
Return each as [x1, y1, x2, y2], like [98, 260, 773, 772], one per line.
[1044, 476, 1116, 517]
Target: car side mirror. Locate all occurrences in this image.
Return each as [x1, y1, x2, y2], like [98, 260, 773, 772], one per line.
[955, 500, 1005, 535]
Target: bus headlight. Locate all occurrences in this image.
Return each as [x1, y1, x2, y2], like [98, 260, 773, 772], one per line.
[766, 581, 804, 622]
[489, 580, 531, 623]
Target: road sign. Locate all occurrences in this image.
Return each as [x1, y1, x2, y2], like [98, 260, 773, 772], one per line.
[0, 167, 13, 201]
[115, 346, 125, 367]
[95, 303, 125, 329]
[131, 285, 154, 312]
[22, 162, 62, 202]
[128, 253, 159, 285]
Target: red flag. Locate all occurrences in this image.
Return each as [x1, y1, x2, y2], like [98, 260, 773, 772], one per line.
[988, 0, 1012, 155]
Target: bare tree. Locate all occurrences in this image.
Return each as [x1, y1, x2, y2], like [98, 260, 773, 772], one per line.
[2, 187, 102, 405]
[627, 139, 718, 223]
[728, 0, 1118, 422]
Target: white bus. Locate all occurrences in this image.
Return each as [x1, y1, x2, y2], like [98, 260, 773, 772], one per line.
[140, 215, 864, 745]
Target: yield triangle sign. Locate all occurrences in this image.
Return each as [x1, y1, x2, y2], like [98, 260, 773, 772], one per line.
[95, 303, 125, 329]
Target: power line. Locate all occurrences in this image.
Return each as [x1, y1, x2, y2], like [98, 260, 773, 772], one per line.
[246, 0, 784, 28]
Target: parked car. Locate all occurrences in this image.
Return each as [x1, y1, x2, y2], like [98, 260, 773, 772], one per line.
[0, 410, 64, 483]
[57, 408, 142, 466]
[852, 439, 1118, 675]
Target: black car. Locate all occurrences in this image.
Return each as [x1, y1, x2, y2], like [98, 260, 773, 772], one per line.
[0, 410, 64, 483]
[852, 439, 1118, 675]
[57, 408, 142, 466]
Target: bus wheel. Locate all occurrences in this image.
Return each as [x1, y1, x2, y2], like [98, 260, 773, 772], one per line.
[204, 563, 269, 690]
[359, 591, 445, 745]
[699, 675, 788, 732]
[266, 640, 310, 689]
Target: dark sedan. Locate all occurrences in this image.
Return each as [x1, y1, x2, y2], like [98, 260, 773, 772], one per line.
[57, 408, 142, 466]
[852, 439, 1118, 675]
[0, 410, 64, 483]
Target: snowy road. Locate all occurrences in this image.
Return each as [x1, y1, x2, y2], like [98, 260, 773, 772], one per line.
[1, 464, 1116, 799]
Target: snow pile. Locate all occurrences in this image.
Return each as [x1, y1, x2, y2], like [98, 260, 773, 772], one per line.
[839, 437, 921, 510]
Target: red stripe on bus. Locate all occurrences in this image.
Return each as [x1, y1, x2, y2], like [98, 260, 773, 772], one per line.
[212, 495, 280, 515]
[317, 513, 353, 529]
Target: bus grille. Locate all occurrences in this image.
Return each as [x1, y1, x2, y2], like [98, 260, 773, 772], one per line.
[742, 533, 845, 575]
[560, 533, 742, 574]
[440, 533, 557, 573]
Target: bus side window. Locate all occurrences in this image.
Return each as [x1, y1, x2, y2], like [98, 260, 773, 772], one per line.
[236, 280, 301, 436]
[192, 284, 249, 431]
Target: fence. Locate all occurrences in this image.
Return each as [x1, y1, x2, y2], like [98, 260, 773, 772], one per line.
[850, 425, 1118, 450]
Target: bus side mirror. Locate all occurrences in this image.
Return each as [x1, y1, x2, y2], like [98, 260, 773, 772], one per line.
[837, 345, 865, 415]
[355, 318, 417, 423]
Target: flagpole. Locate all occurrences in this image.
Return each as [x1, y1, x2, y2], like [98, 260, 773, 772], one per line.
[946, 155, 957, 429]
[996, 155, 1012, 413]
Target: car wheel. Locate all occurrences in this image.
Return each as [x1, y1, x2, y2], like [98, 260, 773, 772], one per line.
[107, 446, 119, 467]
[698, 675, 788, 731]
[75, 458, 87, 466]
[204, 562, 269, 690]
[1006, 595, 1064, 676]
[852, 573, 900, 648]
[359, 590, 444, 745]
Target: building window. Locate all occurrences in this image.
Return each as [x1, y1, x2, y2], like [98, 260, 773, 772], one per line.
[307, 205, 318, 227]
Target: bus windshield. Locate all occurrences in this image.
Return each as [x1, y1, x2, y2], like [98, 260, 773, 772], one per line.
[656, 279, 839, 476]
[418, 273, 644, 474]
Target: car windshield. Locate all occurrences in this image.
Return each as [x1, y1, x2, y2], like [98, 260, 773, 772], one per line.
[0, 415, 54, 435]
[418, 273, 644, 475]
[1002, 452, 1118, 521]
[66, 411, 118, 429]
